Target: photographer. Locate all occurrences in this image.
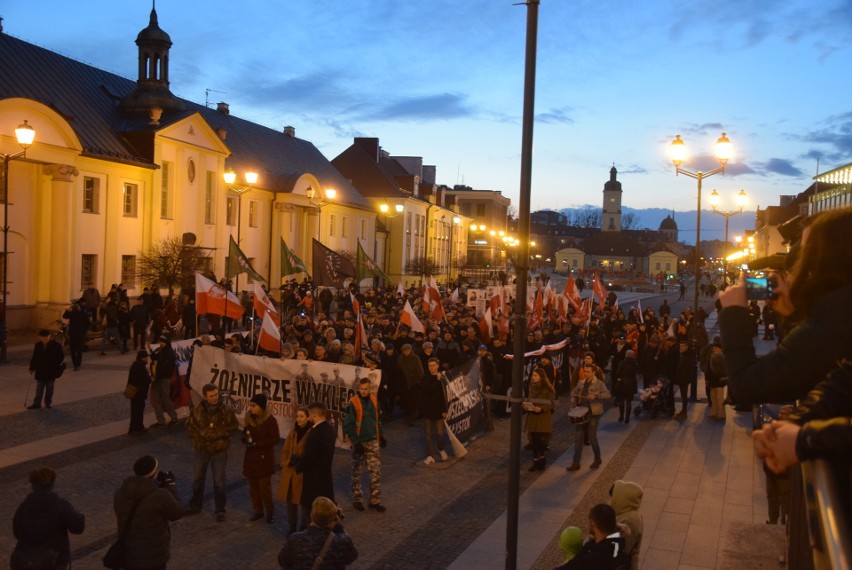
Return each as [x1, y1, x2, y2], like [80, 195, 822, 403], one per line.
[278, 496, 358, 570]
[113, 455, 186, 569]
[718, 207, 852, 407]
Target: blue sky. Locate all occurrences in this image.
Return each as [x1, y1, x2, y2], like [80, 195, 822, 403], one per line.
[4, 0, 852, 220]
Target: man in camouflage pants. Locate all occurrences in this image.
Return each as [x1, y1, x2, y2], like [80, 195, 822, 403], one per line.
[343, 377, 387, 512]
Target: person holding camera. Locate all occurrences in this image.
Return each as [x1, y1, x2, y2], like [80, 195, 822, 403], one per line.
[186, 383, 239, 521]
[113, 455, 185, 569]
[343, 378, 387, 512]
[243, 393, 280, 524]
[277, 496, 358, 569]
[718, 207, 852, 407]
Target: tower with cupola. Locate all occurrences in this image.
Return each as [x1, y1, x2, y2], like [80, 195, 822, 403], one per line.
[602, 165, 622, 232]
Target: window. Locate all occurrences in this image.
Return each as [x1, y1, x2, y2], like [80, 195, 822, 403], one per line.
[476, 203, 486, 216]
[81, 254, 97, 290]
[160, 161, 172, 219]
[226, 196, 237, 226]
[83, 177, 100, 213]
[204, 171, 215, 224]
[360, 219, 367, 240]
[572, 259, 578, 267]
[121, 255, 136, 288]
[461, 203, 471, 216]
[123, 183, 138, 217]
[342, 216, 348, 238]
[655, 262, 661, 271]
[329, 214, 336, 237]
[248, 200, 258, 228]
[665, 262, 672, 271]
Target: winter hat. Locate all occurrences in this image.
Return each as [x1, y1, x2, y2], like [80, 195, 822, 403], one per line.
[250, 393, 268, 410]
[559, 526, 584, 563]
[134, 455, 159, 478]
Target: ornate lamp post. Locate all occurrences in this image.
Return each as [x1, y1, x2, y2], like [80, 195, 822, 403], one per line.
[669, 132, 733, 313]
[1, 120, 36, 363]
[709, 188, 747, 286]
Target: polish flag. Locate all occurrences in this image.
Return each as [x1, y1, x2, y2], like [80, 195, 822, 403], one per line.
[195, 273, 244, 319]
[397, 282, 406, 297]
[350, 292, 361, 316]
[450, 288, 459, 304]
[252, 283, 280, 326]
[479, 309, 493, 342]
[400, 300, 425, 333]
[563, 275, 582, 310]
[593, 272, 607, 309]
[257, 312, 281, 353]
[637, 299, 645, 323]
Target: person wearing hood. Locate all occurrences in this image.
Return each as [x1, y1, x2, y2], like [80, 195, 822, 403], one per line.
[112, 455, 185, 569]
[12, 467, 85, 569]
[186, 383, 239, 521]
[556, 526, 584, 567]
[243, 393, 281, 524]
[610, 480, 644, 569]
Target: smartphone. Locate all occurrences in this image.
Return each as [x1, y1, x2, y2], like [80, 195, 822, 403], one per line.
[745, 276, 775, 300]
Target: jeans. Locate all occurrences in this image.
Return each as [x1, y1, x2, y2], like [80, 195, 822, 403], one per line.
[33, 379, 55, 407]
[150, 377, 177, 424]
[423, 417, 446, 456]
[573, 415, 601, 464]
[190, 449, 228, 513]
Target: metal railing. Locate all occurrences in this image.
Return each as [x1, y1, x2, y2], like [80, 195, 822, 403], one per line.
[799, 458, 852, 570]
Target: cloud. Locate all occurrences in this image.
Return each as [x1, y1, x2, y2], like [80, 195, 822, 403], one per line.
[759, 158, 804, 177]
[676, 123, 726, 138]
[683, 154, 756, 176]
[536, 107, 574, 125]
[357, 93, 475, 121]
[800, 111, 852, 162]
[618, 164, 647, 175]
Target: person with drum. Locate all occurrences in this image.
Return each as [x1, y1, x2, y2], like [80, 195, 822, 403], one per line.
[567, 363, 612, 471]
[524, 368, 555, 472]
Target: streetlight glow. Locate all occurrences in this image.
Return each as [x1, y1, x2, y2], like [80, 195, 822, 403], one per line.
[223, 169, 237, 185]
[15, 121, 35, 147]
[325, 188, 336, 200]
[245, 171, 259, 185]
[379, 203, 389, 214]
[715, 132, 733, 164]
[669, 134, 687, 167]
[395, 204, 404, 214]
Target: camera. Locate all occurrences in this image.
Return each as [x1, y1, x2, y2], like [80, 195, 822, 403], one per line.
[156, 470, 176, 487]
[744, 273, 778, 301]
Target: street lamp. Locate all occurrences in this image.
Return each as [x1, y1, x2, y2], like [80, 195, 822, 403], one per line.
[669, 132, 733, 313]
[378, 202, 404, 282]
[1, 120, 35, 363]
[709, 188, 747, 286]
[306, 186, 336, 242]
[223, 168, 258, 303]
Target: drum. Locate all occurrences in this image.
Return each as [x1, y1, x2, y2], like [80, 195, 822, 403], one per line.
[568, 406, 590, 424]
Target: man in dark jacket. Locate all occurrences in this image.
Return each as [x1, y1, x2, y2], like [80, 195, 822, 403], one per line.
[114, 455, 185, 569]
[129, 296, 151, 350]
[419, 357, 449, 464]
[559, 504, 628, 570]
[28, 330, 65, 410]
[127, 351, 152, 435]
[343, 379, 386, 513]
[63, 302, 89, 371]
[278, 496, 358, 569]
[186, 384, 238, 521]
[297, 403, 337, 514]
[12, 467, 84, 569]
[150, 336, 179, 427]
[673, 340, 696, 420]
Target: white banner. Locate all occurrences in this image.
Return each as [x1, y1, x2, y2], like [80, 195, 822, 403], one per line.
[189, 346, 381, 447]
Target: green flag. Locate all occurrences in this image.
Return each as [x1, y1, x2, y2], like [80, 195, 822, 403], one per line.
[356, 241, 392, 284]
[227, 235, 265, 282]
[280, 237, 309, 278]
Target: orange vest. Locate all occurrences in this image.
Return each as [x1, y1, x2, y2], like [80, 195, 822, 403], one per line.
[349, 394, 380, 439]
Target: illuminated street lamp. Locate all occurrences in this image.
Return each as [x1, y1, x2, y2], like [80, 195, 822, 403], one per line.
[709, 189, 747, 285]
[669, 132, 733, 313]
[1, 120, 35, 363]
[378, 202, 405, 280]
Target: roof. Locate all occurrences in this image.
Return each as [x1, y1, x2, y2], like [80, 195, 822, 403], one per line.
[659, 215, 678, 230]
[0, 29, 368, 208]
[582, 231, 650, 257]
[332, 142, 410, 199]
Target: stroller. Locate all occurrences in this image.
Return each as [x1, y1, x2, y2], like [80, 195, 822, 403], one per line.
[634, 376, 671, 419]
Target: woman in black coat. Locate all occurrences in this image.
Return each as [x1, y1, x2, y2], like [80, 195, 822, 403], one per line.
[614, 350, 638, 423]
[127, 351, 152, 434]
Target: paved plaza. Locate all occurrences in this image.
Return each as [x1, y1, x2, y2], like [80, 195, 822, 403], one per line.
[0, 289, 786, 569]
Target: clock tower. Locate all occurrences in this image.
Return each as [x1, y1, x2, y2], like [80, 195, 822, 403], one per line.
[602, 165, 622, 232]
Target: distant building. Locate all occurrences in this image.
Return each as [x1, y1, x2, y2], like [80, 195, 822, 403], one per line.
[444, 186, 511, 274]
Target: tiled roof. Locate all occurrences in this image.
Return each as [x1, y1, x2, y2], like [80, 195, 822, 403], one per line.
[0, 31, 368, 208]
[332, 143, 410, 199]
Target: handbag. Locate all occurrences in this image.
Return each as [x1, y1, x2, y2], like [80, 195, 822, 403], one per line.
[122, 384, 138, 399]
[103, 490, 150, 569]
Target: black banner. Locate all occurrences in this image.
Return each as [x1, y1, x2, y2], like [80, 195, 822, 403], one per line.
[312, 238, 355, 287]
[444, 357, 486, 444]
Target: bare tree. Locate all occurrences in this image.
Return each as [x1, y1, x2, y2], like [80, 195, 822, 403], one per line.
[405, 256, 441, 276]
[567, 206, 601, 228]
[136, 235, 212, 297]
[622, 212, 639, 230]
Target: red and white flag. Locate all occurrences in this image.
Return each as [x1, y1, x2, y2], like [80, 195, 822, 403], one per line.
[563, 275, 582, 310]
[195, 273, 245, 319]
[400, 300, 425, 333]
[257, 311, 281, 353]
[450, 288, 459, 304]
[593, 272, 607, 309]
[354, 313, 368, 354]
[252, 283, 280, 326]
[350, 292, 361, 316]
[637, 299, 645, 323]
[479, 309, 493, 342]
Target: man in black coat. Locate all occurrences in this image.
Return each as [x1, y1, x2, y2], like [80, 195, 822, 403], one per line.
[63, 302, 89, 371]
[150, 336, 179, 427]
[296, 402, 337, 528]
[128, 351, 152, 435]
[12, 467, 84, 568]
[28, 330, 65, 409]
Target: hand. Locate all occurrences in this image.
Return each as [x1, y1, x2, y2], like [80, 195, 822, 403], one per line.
[441, 413, 447, 419]
[767, 271, 795, 317]
[379, 435, 387, 448]
[762, 421, 802, 474]
[718, 274, 748, 309]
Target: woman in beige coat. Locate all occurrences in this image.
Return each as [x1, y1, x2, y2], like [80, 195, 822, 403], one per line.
[277, 407, 311, 535]
[524, 368, 555, 472]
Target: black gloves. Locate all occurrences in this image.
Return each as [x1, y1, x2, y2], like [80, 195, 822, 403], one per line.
[156, 470, 176, 487]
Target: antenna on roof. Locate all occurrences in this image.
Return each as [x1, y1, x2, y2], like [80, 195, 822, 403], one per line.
[205, 88, 227, 108]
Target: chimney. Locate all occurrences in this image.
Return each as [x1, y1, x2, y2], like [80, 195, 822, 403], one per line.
[354, 138, 380, 163]
[283, 126, 296, 137]
[216, 102, 229, 115]
[216, 127, 227, 141]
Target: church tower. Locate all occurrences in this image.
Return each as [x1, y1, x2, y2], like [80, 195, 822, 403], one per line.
[601, 165, 622, 232]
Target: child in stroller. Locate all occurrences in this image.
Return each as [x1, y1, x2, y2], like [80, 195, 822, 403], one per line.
[634, 376, 670, 419]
